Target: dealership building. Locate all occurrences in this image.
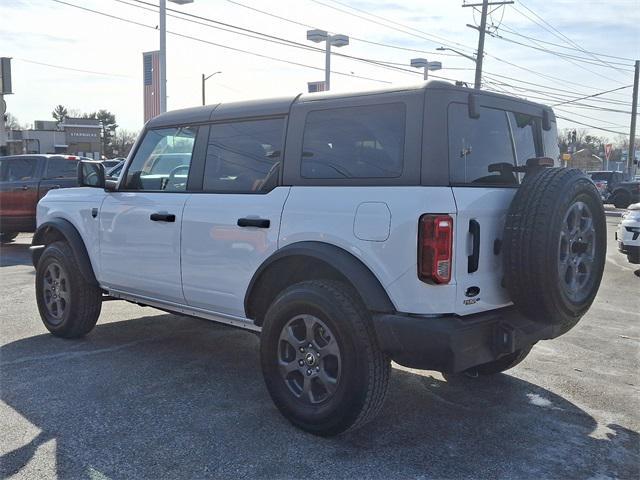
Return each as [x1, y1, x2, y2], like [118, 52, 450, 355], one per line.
[5, 117, 103, 158]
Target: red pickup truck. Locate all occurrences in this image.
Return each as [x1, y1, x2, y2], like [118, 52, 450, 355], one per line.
[0, 155, 83, 243]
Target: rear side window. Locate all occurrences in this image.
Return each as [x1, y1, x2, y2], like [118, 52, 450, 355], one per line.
[46, 157, 78, 178]
[123, 126, 197, 192]
[301, 103, 405, 179]
[1, 157, 38, 181]
[203, 118, 285, 193]
[448, 104, 516, 185]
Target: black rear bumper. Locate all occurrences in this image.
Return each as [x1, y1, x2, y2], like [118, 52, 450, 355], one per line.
[372, 307, 573, 374]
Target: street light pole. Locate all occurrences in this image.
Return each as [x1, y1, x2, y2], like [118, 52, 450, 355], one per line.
[628, 59, 639, 178]
[307, 29, 349, 91]
[202, 71, 221, 106]
[159, 0, 194, 113]
[325, 40, 331, 91]
[159, 0, 167, 113]
[410, 58, 442, 80]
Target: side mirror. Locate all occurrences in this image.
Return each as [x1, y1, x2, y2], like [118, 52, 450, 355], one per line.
[77, 160, 106, 188]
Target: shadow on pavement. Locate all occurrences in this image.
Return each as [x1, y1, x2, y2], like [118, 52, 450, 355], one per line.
[1, 314, 638, 479]
[0, 241, 33, 268]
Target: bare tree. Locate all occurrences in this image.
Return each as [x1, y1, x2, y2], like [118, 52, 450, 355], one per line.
[113, 129, 138, 157]
[4, 112, 22, 130]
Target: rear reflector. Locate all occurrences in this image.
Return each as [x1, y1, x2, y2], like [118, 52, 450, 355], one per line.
[418, 214, 453, 284]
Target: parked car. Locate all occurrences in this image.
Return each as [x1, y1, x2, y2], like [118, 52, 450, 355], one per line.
[616, 203, 640, 264]
[102, 158, 125, 170]
[587, 171, 640, 208]
[105, 160, 124, 180]
[0, 154, 84, 243]
[31, 82, 606, 436]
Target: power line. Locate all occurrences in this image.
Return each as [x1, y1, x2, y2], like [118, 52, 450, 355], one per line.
[14, 57, 135, 78]
[554, 114, 628, 136]
[486, 29, 635, 82]
[307, 0, 477, 55]
[51, 0, 392, 85]
[223, 0, 460, 58]
[552, 85, 632, 107]
[513, 1, 625, 73]
[497, 23, 634, 66]
[118, 0, 438, 79]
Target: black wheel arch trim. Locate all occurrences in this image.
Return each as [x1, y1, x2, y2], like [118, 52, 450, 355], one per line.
[31, 218, 98, 286]
[244, 241, 396, 322]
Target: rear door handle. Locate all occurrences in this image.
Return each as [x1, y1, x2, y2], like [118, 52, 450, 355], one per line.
[16, 185, 29, 191]
[237, 218, 270, 228]
[468, 219, 480, 273]
[150, 212, 176, 222]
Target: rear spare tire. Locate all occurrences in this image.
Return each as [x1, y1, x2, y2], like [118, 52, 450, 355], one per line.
[503, 168, 606, 327]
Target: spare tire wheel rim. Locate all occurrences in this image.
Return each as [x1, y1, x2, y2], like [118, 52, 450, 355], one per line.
[43, 260, 70, 324]
[277, 314, 342, 405]
[558, 201, 596, 303]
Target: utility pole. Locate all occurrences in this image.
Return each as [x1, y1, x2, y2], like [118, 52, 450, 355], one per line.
[463, 0, 513, 89]
[628, 60, 639, 178]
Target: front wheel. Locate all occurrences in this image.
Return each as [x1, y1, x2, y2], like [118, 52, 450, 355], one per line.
[260, 280, 390, 436]
[35, 241, 102, 338]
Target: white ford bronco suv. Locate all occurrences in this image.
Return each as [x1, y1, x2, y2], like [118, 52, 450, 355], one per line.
[32, 82, 606, 436]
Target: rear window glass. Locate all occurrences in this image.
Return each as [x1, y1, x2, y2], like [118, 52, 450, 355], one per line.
[301, 103, 405, 179]
[448, 104, 516, 185]
[508, 112, 537, 165]
[46, 157, 78, 178]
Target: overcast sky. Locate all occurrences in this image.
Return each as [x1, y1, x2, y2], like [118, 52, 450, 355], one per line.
[1, 0, 638, 141]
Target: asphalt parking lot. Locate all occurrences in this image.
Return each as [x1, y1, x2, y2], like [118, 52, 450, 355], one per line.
[1, 215, 638, 479]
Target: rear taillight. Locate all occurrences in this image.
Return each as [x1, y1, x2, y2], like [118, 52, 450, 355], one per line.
[418, 214, 453, 284]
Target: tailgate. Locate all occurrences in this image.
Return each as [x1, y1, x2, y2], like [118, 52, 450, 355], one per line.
[452, 187, 516, 315]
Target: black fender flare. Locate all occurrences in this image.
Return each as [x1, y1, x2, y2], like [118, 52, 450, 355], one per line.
[244, 241, 395, 321]
[32, 218, 98, 286]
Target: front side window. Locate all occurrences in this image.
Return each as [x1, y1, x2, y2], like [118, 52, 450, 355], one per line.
[1, 158, 38, 182]
[301, 103, 405, 179]
[449, 104, 516, 185]
[123, 126, 197, 191]
[46, 157, 79, 178]
[203, 118, 284, 193]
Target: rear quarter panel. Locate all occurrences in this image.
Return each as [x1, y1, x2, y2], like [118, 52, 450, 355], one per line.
[279, 186, 459, 315]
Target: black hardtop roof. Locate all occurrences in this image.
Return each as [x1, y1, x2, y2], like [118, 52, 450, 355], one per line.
[146, 80, 551, 129]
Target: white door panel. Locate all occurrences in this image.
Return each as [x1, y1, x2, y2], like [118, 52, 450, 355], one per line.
[181, 187, 290, 316]
[99, 192, 188, 303]
[451, 187, 516, 315]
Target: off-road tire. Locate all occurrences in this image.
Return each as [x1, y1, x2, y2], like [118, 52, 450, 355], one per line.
[612, 190, 632, 209]
[504, 168, 606, 327]
[35, 241, 102, 338]
[0, 232, 19, 243]
[260, 280, 390, 436]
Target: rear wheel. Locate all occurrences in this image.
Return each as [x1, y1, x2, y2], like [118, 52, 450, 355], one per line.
[260, 280, 390, 436]
[0, 232, 19, 243]
[35, 241, 102, 338]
